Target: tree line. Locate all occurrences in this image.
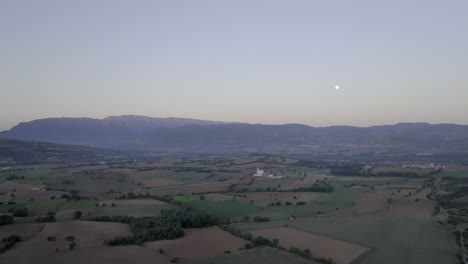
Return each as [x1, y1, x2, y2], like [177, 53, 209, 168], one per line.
[87, 208, 218, 245]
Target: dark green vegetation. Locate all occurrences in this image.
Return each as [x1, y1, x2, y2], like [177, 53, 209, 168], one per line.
[0, 215, 14, 226]
[173, 196, 261, 219]
[0, 235, 20, 254]
[88, 208, 217, 245]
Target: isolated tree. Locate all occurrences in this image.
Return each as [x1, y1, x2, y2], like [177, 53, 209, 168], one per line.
[240, 215, 250, 222]
[69, 242, 76, 250]
[0, 215, 14, 226]
[272, 238, 279, 247]
[73, 211, 82, 219]
[13, 207, 29, 217]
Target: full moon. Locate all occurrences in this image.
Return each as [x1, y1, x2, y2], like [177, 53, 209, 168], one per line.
[335, 85, 340, 90]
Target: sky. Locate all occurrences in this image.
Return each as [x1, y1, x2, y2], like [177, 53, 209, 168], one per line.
[1, 0, 468, 131]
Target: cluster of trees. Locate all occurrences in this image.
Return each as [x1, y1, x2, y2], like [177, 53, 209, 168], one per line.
[290, 182, 333, 193]
[330, 163, 365, 176]
[36, 212, 56, 222]
[0, 235, 21, 254]
[66, 236, 76, 250]
[268, 202, 283, 206]
[267, 201, 307, 206]
[88, 208, 217, 246]
[253, 216, 270, 222]
[5, 175, 25, 181]
[0, 215, 14, 226]
[115, 192, 173, 204]
[60, 190, 82, 201]
[233, 182, 332, 194]
[10, 207, 29, 217]
[73, 211, 82, 219]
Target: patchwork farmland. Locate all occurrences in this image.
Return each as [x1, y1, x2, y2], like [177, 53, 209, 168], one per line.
[0, 155, 462, 264]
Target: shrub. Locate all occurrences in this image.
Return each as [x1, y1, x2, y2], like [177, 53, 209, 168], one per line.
[12, 207, 29, 217]
[0, 215, 14, 226]
[36, 215, 56, 222]
[73, 211, 82, 219]
[69, 242, 76, 250]
[253, 216, 270, 222]
[0, 235, 21, 254]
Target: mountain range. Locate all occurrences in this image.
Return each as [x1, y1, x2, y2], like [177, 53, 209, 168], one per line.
[1, 115, 468, 163]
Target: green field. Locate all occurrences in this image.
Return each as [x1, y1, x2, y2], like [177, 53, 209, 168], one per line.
[90, 204, 175, 217]
[21, 198, 68, 215]
[248, 186, 362, 220]
[433, 170, 468, 178]
[174, 196, 261, 219]
[132, 171, 211, 183]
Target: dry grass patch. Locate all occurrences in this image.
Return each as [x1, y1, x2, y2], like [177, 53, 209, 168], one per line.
[249, 227, 369, 264]
[144, 226, 247, 258]
[354, 192, 389, 214]
[0, 221, 133, 263]
[374, 190, 435, 220]
[0, 244, 169, 264]
[0, 223, 44, 240]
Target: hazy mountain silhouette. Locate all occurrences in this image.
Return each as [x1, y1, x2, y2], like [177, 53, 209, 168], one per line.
[1, 117, 468, 161]
[0, 115, 225, 146]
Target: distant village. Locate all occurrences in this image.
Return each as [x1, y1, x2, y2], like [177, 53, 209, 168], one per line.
[252, 168, 284, 179]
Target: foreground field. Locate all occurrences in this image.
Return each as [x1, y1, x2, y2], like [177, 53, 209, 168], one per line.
[183, 246, 318, 264]
[249, 227, 369, 264]
[233, 215, 458, 264]
[145, 227, 247, 258]
[0, 221, 136, 264]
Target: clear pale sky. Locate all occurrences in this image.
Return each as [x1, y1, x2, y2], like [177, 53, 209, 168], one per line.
[1, 0, 467, 131]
